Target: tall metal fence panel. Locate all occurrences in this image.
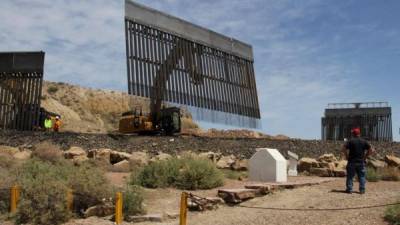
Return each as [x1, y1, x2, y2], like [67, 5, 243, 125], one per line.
[0, 52, 45, 131]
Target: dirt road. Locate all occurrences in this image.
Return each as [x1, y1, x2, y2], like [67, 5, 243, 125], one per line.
[135, 179, 399, 225]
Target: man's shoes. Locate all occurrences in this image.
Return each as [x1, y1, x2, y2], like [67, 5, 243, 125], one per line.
[359, 190, 365, 195]
[345, 190, 352, 194]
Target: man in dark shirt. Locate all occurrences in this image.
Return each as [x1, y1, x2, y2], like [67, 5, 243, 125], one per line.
[342, 128, 373, 194]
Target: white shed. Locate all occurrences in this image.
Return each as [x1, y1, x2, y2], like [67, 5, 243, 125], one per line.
[249, 148, 287, 182]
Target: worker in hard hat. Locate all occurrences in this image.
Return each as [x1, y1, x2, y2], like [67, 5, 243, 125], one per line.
[342, 128, 374, 194]
[44, 115, 53, 132]
[53, 116, 62, 132]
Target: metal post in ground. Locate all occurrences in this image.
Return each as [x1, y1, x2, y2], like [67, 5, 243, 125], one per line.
[10, 185, 20, 213]
[115, 192, 123, 224]
[67, 189, 73, 212]
[179, 192, 188, 225]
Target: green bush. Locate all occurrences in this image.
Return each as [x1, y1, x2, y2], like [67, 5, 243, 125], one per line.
[385, 204, 400, 225]
[122, 185, 145, 217]
[134, 156, 224, 190]
[47, 86, 59, 94]
[12, 158, 112, 225]
[366, 167, 381, 182]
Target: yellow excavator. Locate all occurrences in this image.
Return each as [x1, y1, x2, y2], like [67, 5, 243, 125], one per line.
[118, 40, 191, 135]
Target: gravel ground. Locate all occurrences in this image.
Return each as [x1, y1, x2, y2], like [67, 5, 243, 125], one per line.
[0, 130, 399, 159]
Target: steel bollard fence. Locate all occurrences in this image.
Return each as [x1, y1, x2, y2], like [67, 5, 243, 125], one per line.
[179, 192, 188, 225]
[10, 185, 20, 213]
[115, 192, 123, 225]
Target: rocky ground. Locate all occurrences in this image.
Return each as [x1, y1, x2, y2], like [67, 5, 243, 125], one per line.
[57, 178, 400, 225]
[0, 129, 398, 159]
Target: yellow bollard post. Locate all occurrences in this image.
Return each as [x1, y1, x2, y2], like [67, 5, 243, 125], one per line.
[179, 192, 188, 225]
[67, 189, 74, 212]
[115, 192, 123, 225]
[10, 185, 20, 213]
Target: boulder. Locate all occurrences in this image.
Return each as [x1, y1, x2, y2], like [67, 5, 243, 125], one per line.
[298, 158, 319, 172]
[0, 145, 19, 155]
[199, 151, 222, 163]
[385, 155, 400, 168]
[232, 159, 248, 171]
[153, 152, 172, 161]
[310, 168, 331, 177]
[318, 154, 337, 163]
[72, 155, 89, 165]
[129, 152, 149, 167]
[112, 160, 131, 172]
[64, 146, 86, 159]
[333, 169, 346, 177]
[110, 151, 132, 164]
[13, 151, 32, 160]
[95, 148, 112, 163]
[335, 160, 348, 170]
[319, 162, 336, 171]
[367, 159, 387, 169]
[84, 203, 114, 218]
[216, 155, 236, 169]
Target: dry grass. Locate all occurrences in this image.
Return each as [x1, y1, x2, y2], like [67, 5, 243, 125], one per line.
[380, 167, 400, 181]
[31, 142, 63, 163]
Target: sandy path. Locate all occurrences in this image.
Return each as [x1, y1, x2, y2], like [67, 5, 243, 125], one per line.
[136, 179, 400, 225]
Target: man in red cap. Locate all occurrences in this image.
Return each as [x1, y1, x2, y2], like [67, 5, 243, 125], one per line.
[342, 127, 374, 194]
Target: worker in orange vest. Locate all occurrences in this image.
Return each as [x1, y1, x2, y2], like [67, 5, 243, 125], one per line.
[54, 116, 62, 132]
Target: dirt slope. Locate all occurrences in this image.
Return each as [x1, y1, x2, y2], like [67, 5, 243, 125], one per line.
[41, 81, 195, 133]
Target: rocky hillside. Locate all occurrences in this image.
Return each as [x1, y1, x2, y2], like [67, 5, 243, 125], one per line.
[41, 81, 196, 133]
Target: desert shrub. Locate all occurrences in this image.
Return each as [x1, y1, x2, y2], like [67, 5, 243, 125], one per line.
[68, 161, 112, 212]
[0, 154, 18, 214]
[31, 142, 63, 163]
[12, 158, 112, 224]
[135, 158, 182, 188]
[47, 86, 59, 94]
[122, 185, 145, 217]
[366, 167, 381, 182]
[385, 203, 400, 225]
[380, 167, 400, 181]
[135, 156, 224, 190]
[14, 159, 71, 225]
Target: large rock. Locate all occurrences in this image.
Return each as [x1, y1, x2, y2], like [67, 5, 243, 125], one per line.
[129, 152, 149, 167]
[385, 155, 400, 167]
[112, 160, 131, 172]
[94, 148, 112, 163]
[333, 169, 346, 177]
[318, 154, 337, 163]
[367, 159, 387, 169]
[298, 158, 319, 172]
[0, 145, 19, 155]
[216, 155, 236, 169]
[319, 162, 336, 171]
[110, 151, 132, 164]
[152, 152, 172, 162]
[199, 151, 222, 163]
[310, 168, 331, 177]
[64, 146, 86, 159]
[84, 203, 114, 218]
[335, 160, 348, 170]
[13, 150, 32, 160]
[232, 159, 248, 171]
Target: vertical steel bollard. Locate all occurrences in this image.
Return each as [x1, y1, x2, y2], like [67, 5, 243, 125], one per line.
[67, 189, 73, 212]
[179, 192, 188, 225]
[10, 185, 20, 213]
[115, 192, 123, 225]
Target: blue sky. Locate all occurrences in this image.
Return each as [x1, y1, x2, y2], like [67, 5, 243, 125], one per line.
[0, 0, 399, 141]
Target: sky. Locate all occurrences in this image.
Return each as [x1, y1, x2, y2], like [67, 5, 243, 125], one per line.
[0, 0, 399, 141]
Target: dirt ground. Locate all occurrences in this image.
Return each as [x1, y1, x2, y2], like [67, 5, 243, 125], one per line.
[64, 177, 400, 225]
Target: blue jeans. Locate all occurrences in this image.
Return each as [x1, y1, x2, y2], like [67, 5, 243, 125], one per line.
[346, 162, 366, 192]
